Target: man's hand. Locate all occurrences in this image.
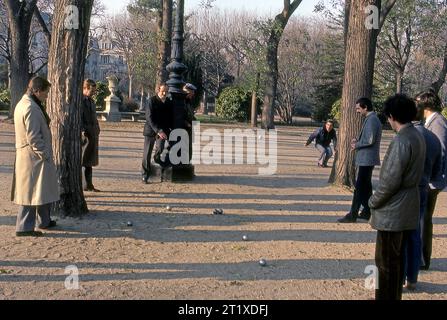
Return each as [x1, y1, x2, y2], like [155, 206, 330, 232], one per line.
[158, 132, 168, 140]
[351, 138, 357, 150]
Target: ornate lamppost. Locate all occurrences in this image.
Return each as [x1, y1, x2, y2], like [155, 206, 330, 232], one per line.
[166, 0, 194, 181]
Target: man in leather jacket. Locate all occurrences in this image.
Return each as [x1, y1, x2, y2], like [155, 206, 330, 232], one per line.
[368, 94, 425, 300]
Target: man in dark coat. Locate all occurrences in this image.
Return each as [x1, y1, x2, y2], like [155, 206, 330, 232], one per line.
[369, 94, 425, 300]
[142, 84, 172, 183]
[305, 119, 337, 167]
[403, 95, 442, 290]
[81, 79, 100, 192]
[415, 89, 447, 270]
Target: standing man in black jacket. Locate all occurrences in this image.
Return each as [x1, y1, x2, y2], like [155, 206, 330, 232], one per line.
[81, 79, 100, 192]
[142, 84, 172, 183]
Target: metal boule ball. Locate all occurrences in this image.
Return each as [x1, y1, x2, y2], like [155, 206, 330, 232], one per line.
[242, 235, 248, 241]
[218, 208, 224, 215]
[166, 205, 172, 211]
[127, 221, 133, 227]
[259, 259, 267, 267]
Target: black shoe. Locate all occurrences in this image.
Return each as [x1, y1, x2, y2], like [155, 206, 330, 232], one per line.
[39, 220, 57, 229]
[337, 213, 357, 223]
[142, 176, 149, 184]
[358, 211, 371, 220]
[84, 186, 101, 192]
[16, 231, 43, 237]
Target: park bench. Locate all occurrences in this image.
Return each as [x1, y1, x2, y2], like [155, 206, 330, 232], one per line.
[96, 111, 144, 122]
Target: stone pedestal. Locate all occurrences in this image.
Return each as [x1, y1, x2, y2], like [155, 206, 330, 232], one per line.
[172, 164, 195, 182]
[104, 95, 122, 122]
[104, 74, 122, 122]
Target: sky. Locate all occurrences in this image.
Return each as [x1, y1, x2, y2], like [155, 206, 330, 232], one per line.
[103, 0, 320, 17]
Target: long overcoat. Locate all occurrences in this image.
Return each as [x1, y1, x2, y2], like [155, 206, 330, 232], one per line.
[11, 94, 59, 205]
[81, 96, 100, 167]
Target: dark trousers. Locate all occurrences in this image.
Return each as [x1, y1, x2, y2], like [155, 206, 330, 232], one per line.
[422, 188, 440, 269]
[404, 186, 427, 283]
[142, 135, 156, 178]
[350, 166, 374, 217]
[16, 204, 51, 232]
[83, 166, 93, 189]
[375, 230, 409, 300]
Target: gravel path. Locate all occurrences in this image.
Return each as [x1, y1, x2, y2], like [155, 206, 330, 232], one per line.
[0, 121, 445, 300]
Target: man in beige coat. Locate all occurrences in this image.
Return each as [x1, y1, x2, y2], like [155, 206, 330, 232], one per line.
[11, 76, 59, 237]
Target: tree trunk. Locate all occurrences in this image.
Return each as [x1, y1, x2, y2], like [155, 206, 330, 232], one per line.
[395, 68, 403, 93]
[156, 0, 173, 88]
[5, 0, 37, 119]
[128, 75, 133, 99]
[329, 0, 382, 188]
[140, 86, 144, 109]
[431, 43, 447, 94]
[252, 72, 260, 127]
[261, 31, 280, 129]
[47, 0, 94, 216]
[203, 90, 208, 115]
[261, 0, 302, 129]
[344, 0, 351, 49]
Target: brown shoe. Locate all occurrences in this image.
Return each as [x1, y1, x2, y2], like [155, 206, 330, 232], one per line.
[16, 231, 43, 237]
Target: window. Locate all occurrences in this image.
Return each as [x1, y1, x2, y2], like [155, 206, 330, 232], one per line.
[101, 55, 110, 64]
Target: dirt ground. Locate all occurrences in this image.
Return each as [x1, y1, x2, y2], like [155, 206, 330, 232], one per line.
[0, 120, 446, 300]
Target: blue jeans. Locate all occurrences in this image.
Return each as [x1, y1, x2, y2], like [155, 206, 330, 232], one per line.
[315, 144, 333, 166]
[404, 185, 428, 283]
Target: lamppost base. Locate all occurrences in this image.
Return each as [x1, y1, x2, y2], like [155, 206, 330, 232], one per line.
[171, 164, 195, 182]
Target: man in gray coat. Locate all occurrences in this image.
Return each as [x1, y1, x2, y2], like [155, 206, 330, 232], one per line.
[11, 77, 59, 237]
[369, 94, 425, 300]
[415, 89, 447, 270]
[338, 97, 382, 223]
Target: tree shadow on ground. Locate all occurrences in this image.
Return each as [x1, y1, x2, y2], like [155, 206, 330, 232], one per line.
[37, 209, 376, 244]
[0, 258, 376, 282]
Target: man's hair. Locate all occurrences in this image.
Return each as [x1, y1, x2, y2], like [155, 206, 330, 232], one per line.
[325, 119, 334, 125]
[157, 83, 167, 92]
[83, 79, 96, 89]
[27, 76, 51, 94]
[356, 97, 373, 111]
[383, 94, 416, 124]
[414, 89, 442, 112]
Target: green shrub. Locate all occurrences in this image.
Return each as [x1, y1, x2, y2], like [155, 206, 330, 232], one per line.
[442, 107, 447, 119]
[122, 97, 139, 112]
[215, 86, 250, 122]
[330, 98, 341, 121]
[94, 81, 110, 110]
[0, 87, 10, 110]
